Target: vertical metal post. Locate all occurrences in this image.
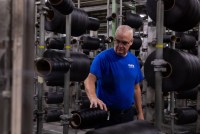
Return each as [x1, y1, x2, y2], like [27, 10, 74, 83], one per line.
[75, 1, 80, 133]
[37, 0, 45, 57]
[74, 82, 79, 134]
[170, 31, 176, 134]
[11, 0, 35, 133]
[75, 82, 80, 110]
[36, 0, 46, 133]
[155, 0, 164, 130]
[112, 0, 117, 39]
[35, 1, 40, 58]
[107, 0, 110, 37]
[170, 92, 175, 134]
[131, 2, 136, 14]
[63, 14, 71, 134]
[2, 41, 11, 134]
[78, 0, 80, 8]
[119, 0, 122, 25]
[198, 24, 200, 59]
[196, 23, 200, 134]
[2, 0, 12, 133]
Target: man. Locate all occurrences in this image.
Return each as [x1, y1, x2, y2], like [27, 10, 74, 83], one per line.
[84, 25, 144, 127]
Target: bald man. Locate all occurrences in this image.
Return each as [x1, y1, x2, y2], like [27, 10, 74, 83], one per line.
[84, 25, 144, 128]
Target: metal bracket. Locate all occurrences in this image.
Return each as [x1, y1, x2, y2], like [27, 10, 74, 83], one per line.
[170, 112, 176, 119]
[33, 110, 45, 117]
[37, 4, 50, 16]
[2, 90, 11, 98]
[42, 6, 52, 16]
[64, 57, 73, 68]
[60, 114, 72, 125]
[151, 59, 167, 72]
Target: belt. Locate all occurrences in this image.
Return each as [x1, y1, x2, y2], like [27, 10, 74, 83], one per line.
[108, 107, 133, 115]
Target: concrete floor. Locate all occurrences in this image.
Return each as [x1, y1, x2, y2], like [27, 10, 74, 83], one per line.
[33, 122, 92, 134]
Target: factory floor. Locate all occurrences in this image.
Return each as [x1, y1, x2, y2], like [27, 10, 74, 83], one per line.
[33, 122, 92, 134]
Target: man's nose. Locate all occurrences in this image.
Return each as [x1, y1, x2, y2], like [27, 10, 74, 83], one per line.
[118, 42, 124, 47]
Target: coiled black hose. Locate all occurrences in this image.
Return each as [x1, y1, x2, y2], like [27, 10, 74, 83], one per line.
[70, 108, 108, 129]
[35, 49, 90, 86]
[45, 6, 89, 36]
[163, 34, 176, 43]
[87, 17, 100, 31]
[48, 0, 74, 15]
[123, 11, 143, 29]
[146, 0, 200, 32]
[144, 47, 200, 92]
[44, 109, 63, 122]
[80, 36, 100, 50]
[71, 7, 88, 36]
[129, 36, 142, 50]
[175, 107, 198, 125]
[45, 37, 77, 50]
[44, 92, 64, 104]
[175, 33, 196, 50]
[175, 86, 198, 100]
[106, 13, 117, 21]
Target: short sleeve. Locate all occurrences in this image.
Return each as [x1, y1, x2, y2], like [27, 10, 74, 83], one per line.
[90, 55, 102, 79]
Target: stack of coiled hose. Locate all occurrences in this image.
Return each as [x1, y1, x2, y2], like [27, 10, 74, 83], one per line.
[70, 108, 108, 129]
[35, 49, 90, 86]
[45, 3, 100, 36]
[174, 107, 198, 125]
[48, 0, 74, 15]
[80, 35, 101, 50]
[144, 47, 200, 92]
[123, 11, 143, 29]
[146, 0, 200, 32]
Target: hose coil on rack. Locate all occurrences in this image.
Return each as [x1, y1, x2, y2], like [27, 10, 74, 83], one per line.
[45, 6, 90, 36]
[144, 47, 200, 92]
[129, 36, 142, 50]
[175, 86, 198, 100]
[174, 107, 198, 125]
[44, 109, 63, 122]
[175, 33, 197, 50]
[163, 34, 176, 43]
[87, 17, 100, 31]
[80, 36, 101, 50]
[48, 0, 74, 15]
[35, 49, 91, 86]
[146, 0, 200, 32]
[45, 37, 77, 50]
[123, 11, 143, 29]
[44, 91, 64, 104]
[70, 108, 108, 129]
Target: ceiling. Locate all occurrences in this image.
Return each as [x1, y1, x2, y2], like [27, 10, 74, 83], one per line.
[72, 0, 147, 34]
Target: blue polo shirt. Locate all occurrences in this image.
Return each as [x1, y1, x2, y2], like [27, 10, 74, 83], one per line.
[90, 48, 144, 110]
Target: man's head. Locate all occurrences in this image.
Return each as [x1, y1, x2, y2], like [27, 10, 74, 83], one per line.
[114, 25, 134, 56]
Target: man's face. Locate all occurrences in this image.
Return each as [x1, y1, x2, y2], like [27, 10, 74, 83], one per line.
[114, 32, 133, 56]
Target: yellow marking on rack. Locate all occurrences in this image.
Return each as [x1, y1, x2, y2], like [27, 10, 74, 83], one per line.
[156, 43, 164, 48]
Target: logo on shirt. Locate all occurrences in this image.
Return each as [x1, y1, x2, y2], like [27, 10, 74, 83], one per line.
[128, 64, 134, 68]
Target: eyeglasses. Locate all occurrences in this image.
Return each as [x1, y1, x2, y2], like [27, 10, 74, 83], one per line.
[114, 38, 131, 46]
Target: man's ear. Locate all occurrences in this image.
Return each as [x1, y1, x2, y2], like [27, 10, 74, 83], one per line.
[130, 39, 133, 45]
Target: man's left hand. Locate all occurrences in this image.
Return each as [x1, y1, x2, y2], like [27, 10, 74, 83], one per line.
[137, 112, 144, 120]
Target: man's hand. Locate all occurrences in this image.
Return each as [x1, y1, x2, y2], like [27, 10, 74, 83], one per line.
[89, 97, 107, 111]
[137, 112, 144, 120]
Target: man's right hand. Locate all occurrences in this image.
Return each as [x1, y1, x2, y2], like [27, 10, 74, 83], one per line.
[89, 97, 107, 111]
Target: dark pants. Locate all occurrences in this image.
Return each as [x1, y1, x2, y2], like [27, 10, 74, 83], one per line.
[95, 107, 135, 129]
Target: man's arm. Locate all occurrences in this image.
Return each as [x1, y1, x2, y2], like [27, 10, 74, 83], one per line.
[134, 83, 144, 120]
[84, 73, 107, 111]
